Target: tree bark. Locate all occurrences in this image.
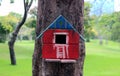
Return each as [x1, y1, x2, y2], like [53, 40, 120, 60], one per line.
[8, 0, 33, 65]
[33, 0, 85, 76]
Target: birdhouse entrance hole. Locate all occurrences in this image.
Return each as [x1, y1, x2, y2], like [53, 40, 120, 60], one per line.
[55, 34, 66, 44]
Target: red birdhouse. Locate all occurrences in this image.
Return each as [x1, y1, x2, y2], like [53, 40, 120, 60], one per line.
[37, 15, 84, 63]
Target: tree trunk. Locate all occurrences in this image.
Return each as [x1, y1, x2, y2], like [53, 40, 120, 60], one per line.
[32, 0, 85, 76]
[8, 12, 28, 65]
[29, 35, 33, 41]
[8, 0, 33, 65]
[98, 34, 103, 45]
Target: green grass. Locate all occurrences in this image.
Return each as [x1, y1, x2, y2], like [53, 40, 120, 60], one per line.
[84, 40, 120, 76]
[0, 40, 120, 76]
[0, 41, 34, 76]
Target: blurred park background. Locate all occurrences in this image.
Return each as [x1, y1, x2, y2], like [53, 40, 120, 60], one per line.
[0, 0, 120, 76]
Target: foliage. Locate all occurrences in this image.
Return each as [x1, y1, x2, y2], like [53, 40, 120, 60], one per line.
[0, 16, 12, 43]
[25, 17, 36, 28]
[83, 1, 120, 43]
[110, 12, 120, 42]
[0, 12, 21, 32]
[22, 15, 36, 40]
[18, 25, 35, 40]
[0, 0, 1, 5]
[111, 22, 120, 42]
[84, 2, 96, 42]
[95, 14, 112, 41]
[94, 12, 120, 42]
[24, 7, 37, 40]
[0, 16, 12, 33]
[0, 12, 21, 43]
[10, 0, 14, 3]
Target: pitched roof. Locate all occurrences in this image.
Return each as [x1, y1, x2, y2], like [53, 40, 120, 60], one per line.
[49, 15, 73, 29]
[37, 15, 85, 41]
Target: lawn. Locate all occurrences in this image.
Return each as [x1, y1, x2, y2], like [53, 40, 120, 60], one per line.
[0, 41, 34, 76]
[84, 40, 120, 76]
[0, 40, 120, 76]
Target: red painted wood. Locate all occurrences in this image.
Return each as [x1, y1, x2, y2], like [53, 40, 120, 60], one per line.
[42, 30, 54, 44]
[42, 44, 79, 59]
[42, 44, 56, 59]
[42, 29, 79, 60]
[42, 29, 79, 44]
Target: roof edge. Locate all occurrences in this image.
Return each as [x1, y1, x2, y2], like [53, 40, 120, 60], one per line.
[36, 15, 85, 41]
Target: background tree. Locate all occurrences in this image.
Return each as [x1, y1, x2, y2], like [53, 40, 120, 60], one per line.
[86, 0, 115, 45]
[84, 2, 95, 42]
[110, 12, 120, 42]
[33, 0, 85, 76]
[97, 14, 113, 44]
[8, 0, 33, 65]
[111, 22, 120, 42]
[93, 12, 120, 44]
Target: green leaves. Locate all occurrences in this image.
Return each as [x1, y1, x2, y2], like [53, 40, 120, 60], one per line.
[0, 12, 21, 33]
[0, 16, 12, 33]
[93, 12, 120, 42]
[84, 1, 120, 42]
[25, 17, 36, 28]
[84, 2, 95, 42]
[10, 0, 14, 3]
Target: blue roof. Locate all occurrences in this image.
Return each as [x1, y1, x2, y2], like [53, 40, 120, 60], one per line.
[37, 15, 85, 41]
[49, 15, 73, 29]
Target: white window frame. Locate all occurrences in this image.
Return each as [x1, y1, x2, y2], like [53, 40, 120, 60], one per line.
[53, 32, 69, 45]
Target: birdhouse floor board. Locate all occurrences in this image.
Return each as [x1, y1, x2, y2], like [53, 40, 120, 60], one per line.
[45, 59, 76, 63]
